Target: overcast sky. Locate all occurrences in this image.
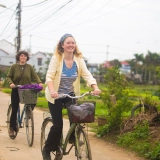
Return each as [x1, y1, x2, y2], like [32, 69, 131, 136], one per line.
[0, 0, 160, 64]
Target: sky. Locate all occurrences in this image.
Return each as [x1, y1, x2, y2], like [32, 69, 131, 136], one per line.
[0, 0, 160, 64]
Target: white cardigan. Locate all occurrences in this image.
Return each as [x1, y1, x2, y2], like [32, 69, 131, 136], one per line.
[45, 54, 97, 104]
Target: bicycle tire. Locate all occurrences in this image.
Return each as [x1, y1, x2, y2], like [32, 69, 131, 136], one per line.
[40, 118, 53, 152]
[75, 127, 92, 160]
[131, 104, 154, 118]
[6, 104, 18, 139]
[25, 105, 34, 147]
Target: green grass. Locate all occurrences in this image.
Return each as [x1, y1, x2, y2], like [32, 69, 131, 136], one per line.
[2, 84, 160, 118]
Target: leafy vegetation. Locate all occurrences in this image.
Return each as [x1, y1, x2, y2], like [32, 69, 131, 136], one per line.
[117, 121, 160, 160]
[1, 65, 160, 159]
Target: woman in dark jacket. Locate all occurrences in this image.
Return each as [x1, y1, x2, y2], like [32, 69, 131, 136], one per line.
[6, 50, 43, 138]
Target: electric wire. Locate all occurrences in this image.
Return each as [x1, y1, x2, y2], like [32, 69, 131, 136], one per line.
[85, 0, 140, 23]
[22, 0, 54, 11]
[22, 0, 80, 29]
[0, 3, 17, 14]
[36, 0, 81, 26]
[0, 9, 17, 36]
[3, 29, 16, 40]
[0, 13, 14, 18]
[22, 0, 63, 27]
[80, 0, 113, 24]
[59, 0, 96, 25]
[22, 0, 75, 36]
[22, 0, 59, 25]
[43, 0, 140, 33]
[22, 0, 51, 7]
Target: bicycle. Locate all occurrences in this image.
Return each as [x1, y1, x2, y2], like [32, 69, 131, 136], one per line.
[40, 92, 97, 160]
[131, 98, 158, 118]
[6, 85, 37, 147]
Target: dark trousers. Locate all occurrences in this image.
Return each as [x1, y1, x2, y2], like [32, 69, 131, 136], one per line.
[45, 96, 76, 152]
[10, 88, 20, 132]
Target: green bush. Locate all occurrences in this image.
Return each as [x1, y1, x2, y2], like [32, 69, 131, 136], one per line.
[117, 121, 160, 159]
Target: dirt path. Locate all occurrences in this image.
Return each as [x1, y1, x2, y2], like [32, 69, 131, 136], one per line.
[0, 91, 146, 160]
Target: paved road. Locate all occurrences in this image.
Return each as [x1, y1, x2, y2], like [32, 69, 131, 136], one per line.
[0, 91, 145, 160]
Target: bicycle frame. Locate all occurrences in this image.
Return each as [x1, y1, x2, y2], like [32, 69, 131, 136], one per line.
[17, 104, 26, 128]
[41, 92, 96, 159]
[61, 123, 77, 155]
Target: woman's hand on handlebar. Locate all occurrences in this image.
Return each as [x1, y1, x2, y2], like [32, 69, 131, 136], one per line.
[93, 88, 101, 95]
[10, 83, 15, 88]
[50, 91, 59, 98]
[39, 83, 43, 87]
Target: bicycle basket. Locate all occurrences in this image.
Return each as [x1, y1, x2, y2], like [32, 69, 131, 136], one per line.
[67, 102, 96, 123]
[18, 89, 38, 104]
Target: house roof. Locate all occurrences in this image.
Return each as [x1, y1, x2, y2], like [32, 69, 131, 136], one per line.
[0, 39, 16, 55]
[0, 39, 15, 47]
[121, 61, 129, 65]
[0, 48, 9, 55]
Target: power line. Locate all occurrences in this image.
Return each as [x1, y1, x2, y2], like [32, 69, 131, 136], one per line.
[22, 0, 80, 29]
[62, 0, 96, 25]
[22, 0, 74, 36]
[22, 0, 59, 25]
[0, 3, 17, 14]
[0, 9, 16, 36]
[80, 0, 113, 24]
[86, 0, 140, 23]
[37, 0, 81, 26]
[43, 0, 140, 33]
[22, 0, 51, 7]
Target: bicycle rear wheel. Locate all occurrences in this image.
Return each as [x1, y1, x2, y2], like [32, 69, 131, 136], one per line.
[25, 105, 34, 147]
[75, 127, 92, 160]
[40, 118, 53, 152]
[6, 104, 18, 139]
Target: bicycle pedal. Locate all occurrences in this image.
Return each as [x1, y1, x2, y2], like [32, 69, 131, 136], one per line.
[20, 122, 25, 128]
[55, 146, 63, 160]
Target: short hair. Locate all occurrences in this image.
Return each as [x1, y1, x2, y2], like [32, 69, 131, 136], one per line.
[15, 51, 30, 61]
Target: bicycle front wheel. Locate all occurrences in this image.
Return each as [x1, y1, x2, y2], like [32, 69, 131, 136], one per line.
[40, 118, 53, 152]
[6, 104, 18, 139]
[25, 106, 34, 147]
[75, 127, 92, 160]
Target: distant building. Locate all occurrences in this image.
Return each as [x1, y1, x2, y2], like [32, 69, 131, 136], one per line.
[0, 39, 48, 73]
[119, 61, 131, 75]
[0, 39, 101, 82]
[103, 60, 131, 77]
[87, 63, 99, 74]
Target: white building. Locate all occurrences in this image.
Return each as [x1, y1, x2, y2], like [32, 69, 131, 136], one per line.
[0, 39, 49, 73]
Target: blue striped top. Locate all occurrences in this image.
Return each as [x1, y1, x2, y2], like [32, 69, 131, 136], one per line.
[58, 61, 78, 94]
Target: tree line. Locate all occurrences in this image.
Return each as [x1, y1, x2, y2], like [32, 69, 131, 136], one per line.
[97, 50, 160, 85]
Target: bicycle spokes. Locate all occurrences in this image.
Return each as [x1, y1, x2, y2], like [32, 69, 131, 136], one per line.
[25, 107, 34, 147]
[76, 128, 92, 160]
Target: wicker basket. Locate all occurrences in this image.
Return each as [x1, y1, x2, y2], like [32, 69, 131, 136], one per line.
[18, 89, 38, 104]
[67, 101, 96, 123]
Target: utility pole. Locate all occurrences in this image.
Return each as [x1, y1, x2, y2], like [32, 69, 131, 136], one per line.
[16, 0, 21, 54]
[106, 45, 109, 61]
[29, 35, 32, 54]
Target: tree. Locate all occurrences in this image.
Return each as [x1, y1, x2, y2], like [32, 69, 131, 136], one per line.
[100, 66, 133, 134]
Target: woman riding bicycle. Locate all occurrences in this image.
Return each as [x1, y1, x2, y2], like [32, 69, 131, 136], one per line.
[43, 33, 101, 160]
[6, 51, 43, 138]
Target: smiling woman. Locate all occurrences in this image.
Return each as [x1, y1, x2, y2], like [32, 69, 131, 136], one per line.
[42, 33, 101, 160]
[6, 50, 43, 138]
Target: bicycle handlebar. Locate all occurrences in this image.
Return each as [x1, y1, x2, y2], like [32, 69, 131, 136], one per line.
[58, 91, 99, 99]
[12, 85, 22, 89]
